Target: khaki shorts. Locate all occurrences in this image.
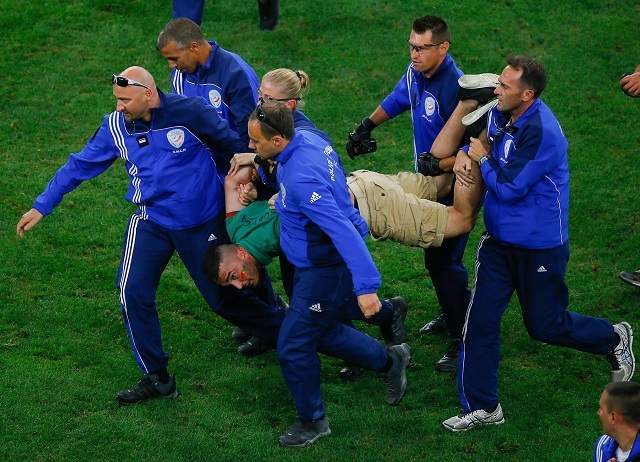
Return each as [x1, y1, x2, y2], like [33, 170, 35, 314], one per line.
[347, 170, 448, 248]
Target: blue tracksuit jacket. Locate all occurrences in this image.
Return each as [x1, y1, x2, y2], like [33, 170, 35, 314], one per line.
[480, 99, 569, 248]
[33, 90, 245, 229]
[170, 40, 259, 150]
[593, 434, 640, 462]
[380, 54, 462, 168]
[274, 132, 380, 295]
[256, 109, 333, 191]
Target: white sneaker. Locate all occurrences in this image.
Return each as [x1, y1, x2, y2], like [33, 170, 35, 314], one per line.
[442, 404, 505, 432]
[458, 73, 500, 89]
[462, 99, 498, 126]
[609, 322, 635, 382]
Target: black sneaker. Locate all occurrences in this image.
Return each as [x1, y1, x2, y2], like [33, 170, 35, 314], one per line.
[380, 296, 408, 345]
[619, 270, 640, 288]
[279, 416, 331, 448]
[435, 340, 459, 373]
[339, 364, 364, 381]
[258, 0, 279, 30]
[419, 312, 447, 335]
[231, 327, 252, 344]
[383, 343, 411, 405]
[116, 374, 179, 405]
[237, 336, 272, 357]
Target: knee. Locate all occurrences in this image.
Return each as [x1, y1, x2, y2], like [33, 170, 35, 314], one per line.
[119, 280, 154, 311]
[276, 340, 295, 367]
[525, 322, 554, 343]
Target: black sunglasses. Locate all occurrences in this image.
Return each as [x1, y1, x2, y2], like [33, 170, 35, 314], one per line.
[111, 74, 149, 90]
[256, 105, 284, 137]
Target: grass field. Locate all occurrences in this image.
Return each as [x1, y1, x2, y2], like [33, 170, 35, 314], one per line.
[1, 0, 639, 460]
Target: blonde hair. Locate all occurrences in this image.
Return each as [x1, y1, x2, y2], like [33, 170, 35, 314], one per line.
[262, 68, 310, 107]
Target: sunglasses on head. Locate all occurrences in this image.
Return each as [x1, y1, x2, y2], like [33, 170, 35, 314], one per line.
[256, 105, 284, 137]
[112, 74, 149, 90]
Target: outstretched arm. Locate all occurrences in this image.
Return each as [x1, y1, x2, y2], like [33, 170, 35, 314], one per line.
[224, 165, 258, 214]
[16, 209, 44, 237]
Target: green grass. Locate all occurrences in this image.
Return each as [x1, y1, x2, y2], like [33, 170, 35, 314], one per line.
[1, 0, 639, 460]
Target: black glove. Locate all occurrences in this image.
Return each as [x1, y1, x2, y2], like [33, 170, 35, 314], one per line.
[346, 118, 377, 159]
[416, 152, 444, 176]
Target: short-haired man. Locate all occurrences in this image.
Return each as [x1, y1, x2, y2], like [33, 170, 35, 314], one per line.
[346, 15, 474, 372]
[594, 382, 640, 462]
[443, 56, 635, 431]
[15, 67, 285, 404]
[157, 18, 259, 155]
[247, 103, 411, 447]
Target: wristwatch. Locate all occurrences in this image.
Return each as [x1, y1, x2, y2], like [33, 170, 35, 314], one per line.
[479, 155, 489, 166]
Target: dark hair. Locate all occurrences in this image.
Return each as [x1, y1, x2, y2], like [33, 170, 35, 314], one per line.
[157, 18, 205, 50]
[604, 382, 640, 425]
[412, 15, 450, 43]
[203, 244, 238, 284]
[506, 55, 546, 98]
[249, 103, 295, 139]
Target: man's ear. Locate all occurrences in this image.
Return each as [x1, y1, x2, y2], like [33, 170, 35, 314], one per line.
[522, 88, 535, 102]
[189, 40, 199, 52]
[438, 41, 450, 56]
[272, 135, 285, 148]
[237, 246, 249, 260]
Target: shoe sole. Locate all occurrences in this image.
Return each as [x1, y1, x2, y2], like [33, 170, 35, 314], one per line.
[390, 297, 408, 345]
[434, 362, 457, 373]
[279, 428, 331, 448]
[442, 417, 505, 432]
[458, 73, 500, 89]
[619, 273, 640, 288]
[117, 389, 180, 406]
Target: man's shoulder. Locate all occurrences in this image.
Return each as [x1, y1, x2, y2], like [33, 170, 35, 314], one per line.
[91, 112, 122, 142]
[523, 101, 566, 142]
[593, 434, 616, 461]
[442, 54, 464, 79]
[154, 93, 219, 131]
[210, 45, 258, 81]
[162, 92, 208, 113]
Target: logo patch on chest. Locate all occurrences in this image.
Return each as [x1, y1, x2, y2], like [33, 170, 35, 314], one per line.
[167, 129, 185, 149]
[424, 96, 436, 117]
[208, 89, 222, 108]
[502, 139, 514, 163]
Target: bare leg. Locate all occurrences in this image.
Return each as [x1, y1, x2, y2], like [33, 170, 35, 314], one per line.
[431, 100, 479, 158]
[443, 160, 483, 239]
